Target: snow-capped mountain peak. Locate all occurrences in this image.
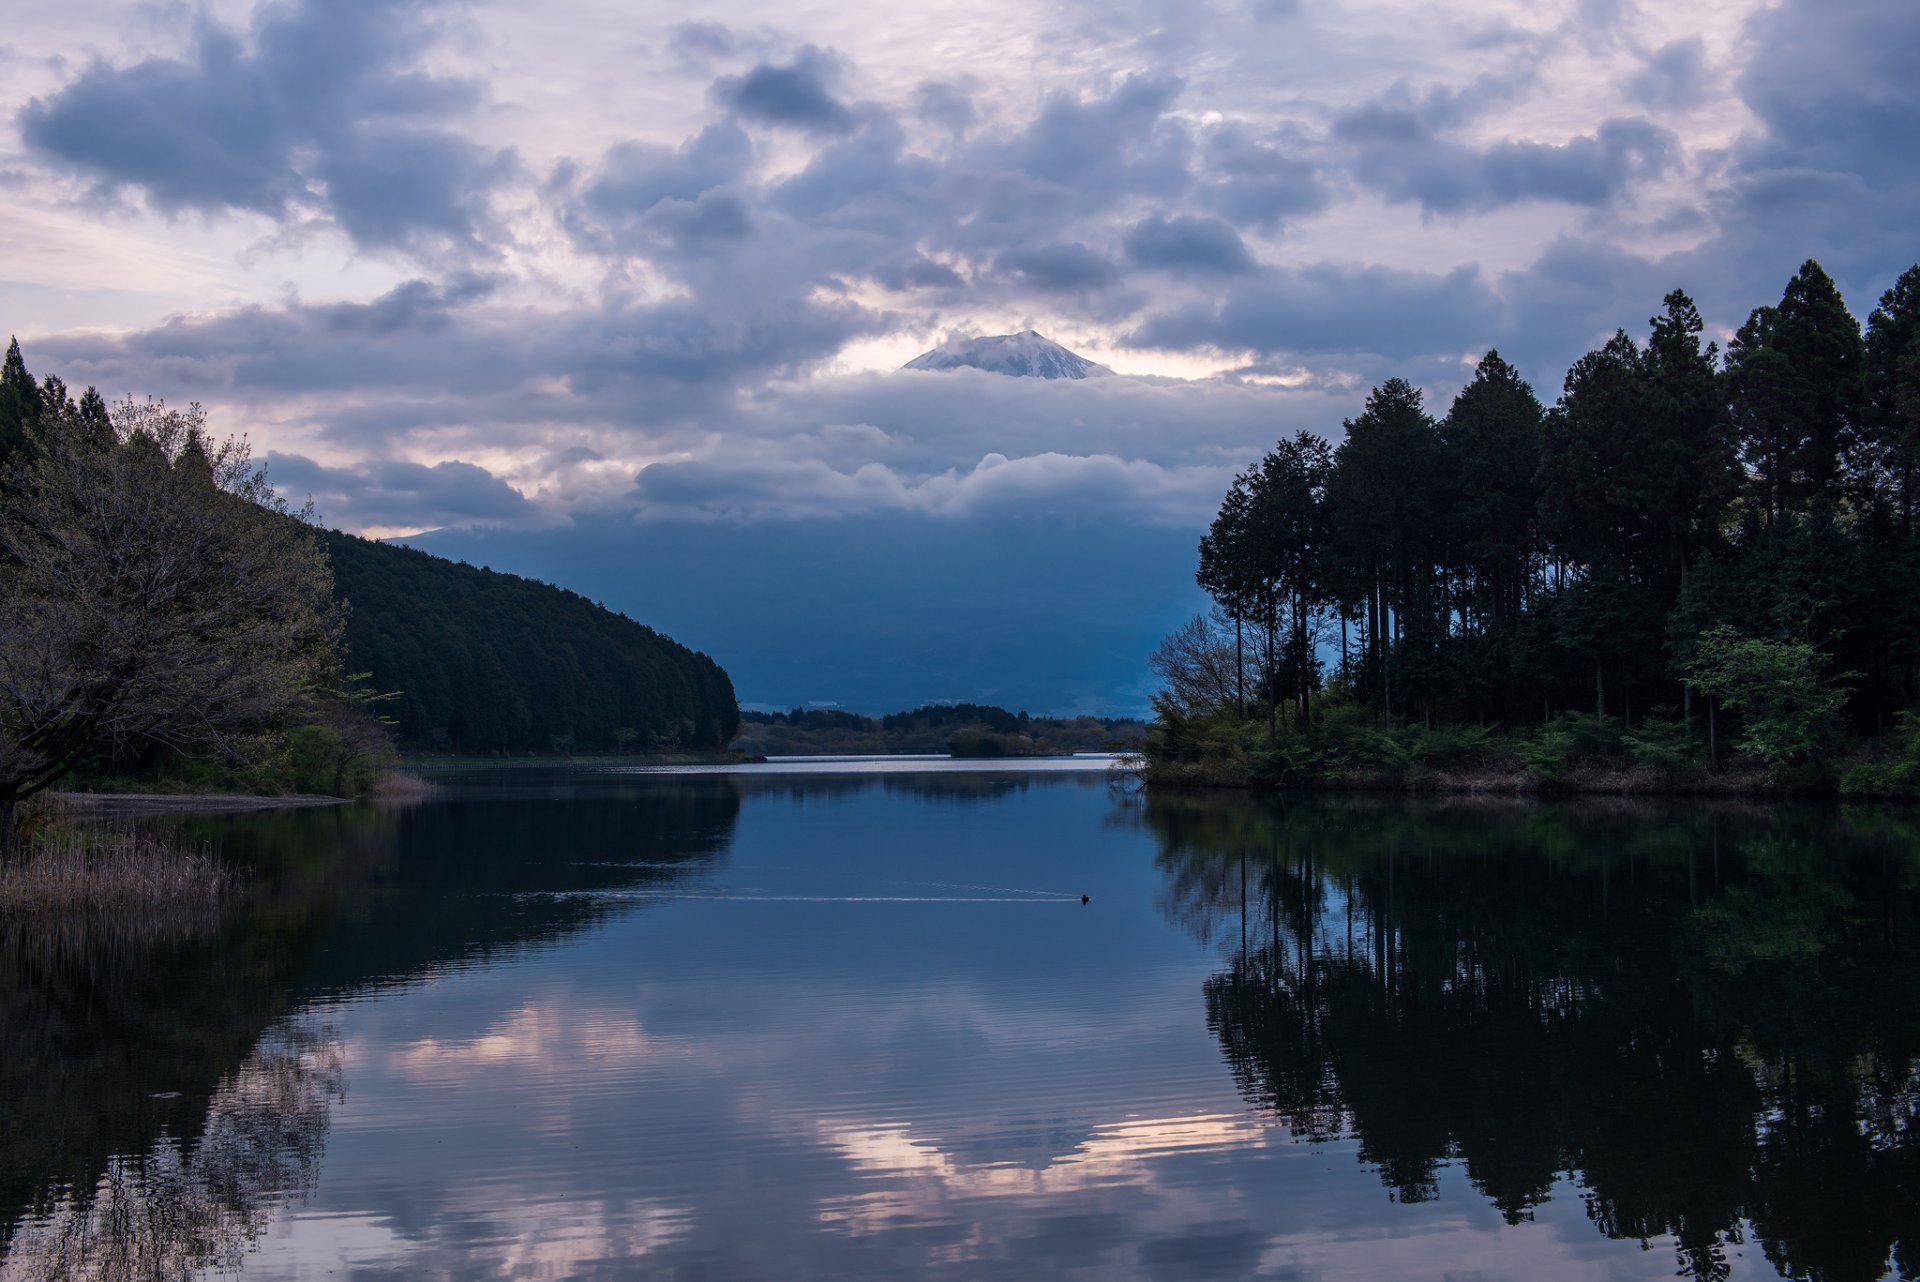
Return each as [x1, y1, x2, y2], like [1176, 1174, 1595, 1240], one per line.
[902, 330, 1115, 379]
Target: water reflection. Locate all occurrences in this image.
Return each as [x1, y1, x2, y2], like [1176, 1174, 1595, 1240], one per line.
[1, 775, 743, 1274]
[2, 1021, 343, 1282]
[1144, 793, 1920, 1281]
[12, 768, 1920, 1281]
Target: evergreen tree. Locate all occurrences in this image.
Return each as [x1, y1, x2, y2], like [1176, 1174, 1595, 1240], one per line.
[1439, 351, 1542, 631]
[1726, 261, 1865, 520]
[0, 337, 41, 469]
[1325, 378, 1441, 719]
[1864, 265, 1920, 530]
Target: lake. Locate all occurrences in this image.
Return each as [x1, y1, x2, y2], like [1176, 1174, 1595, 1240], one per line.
[5, 759, 1919, 1281]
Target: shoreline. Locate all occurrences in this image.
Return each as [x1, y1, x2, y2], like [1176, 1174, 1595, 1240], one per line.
[51, 791, 351, 817]
[1137, 760, 1916, 801]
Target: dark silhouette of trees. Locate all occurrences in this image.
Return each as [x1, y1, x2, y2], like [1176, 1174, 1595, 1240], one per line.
[1148, 793, 1920, 1282]
[324, 532, 740, 756]
[1181, 259, 1918, 757]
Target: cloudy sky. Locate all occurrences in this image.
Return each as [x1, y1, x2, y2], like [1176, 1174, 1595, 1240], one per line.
[2, 0, 1915, 711]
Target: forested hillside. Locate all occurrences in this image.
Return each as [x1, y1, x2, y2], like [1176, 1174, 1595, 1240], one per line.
[327, 533, 739, 754]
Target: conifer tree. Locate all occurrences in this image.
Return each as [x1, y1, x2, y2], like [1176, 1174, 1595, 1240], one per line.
[1726, 261, 1864, 519]
[1440, 351, 1543, 630]
[1864, 266, 1920, 530]
[0, 337, 41, 469]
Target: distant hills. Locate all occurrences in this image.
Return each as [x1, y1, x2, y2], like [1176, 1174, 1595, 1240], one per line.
[903, 330, 1114, 379]
[327, 532, 739, 754]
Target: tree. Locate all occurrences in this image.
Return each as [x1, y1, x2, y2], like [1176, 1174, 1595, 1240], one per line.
[1863, 265, 1920, 530]
[1326, 378, 1441, 720]
[1686, 625, 1848, 772]
[0, 337, 42, 469]
[0, 399, 343, 844]
[1440, 350, 1543, 631]
[1149, 614, 1248, 721]
[1725, 261, 1864, 521]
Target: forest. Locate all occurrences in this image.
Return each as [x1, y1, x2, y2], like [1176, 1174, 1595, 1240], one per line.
[1152, 259, 1920, 794]
[734, 702, 1144, 756]
[326, 532, 739, 755]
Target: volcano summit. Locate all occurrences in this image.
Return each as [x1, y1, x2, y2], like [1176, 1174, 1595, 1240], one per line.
[902, 331, 1115, 379]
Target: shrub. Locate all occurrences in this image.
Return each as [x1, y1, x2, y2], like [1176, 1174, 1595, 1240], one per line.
[1621, 716, 1698, 775]
[1524, 713, 1622, 784]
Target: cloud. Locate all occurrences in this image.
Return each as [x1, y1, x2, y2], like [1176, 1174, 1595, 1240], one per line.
[713, 48, 856, 135]
[1122, 215, 1255, 276]
[914, 82, 977, 134]
[629, 448, 1233, 525]
[1192, 124, 1326, 229]
[1629, 38, 1709, 110]
[995, 242, 1122, 292]
[1710, 0, 1920, 287]
[1128, 262, 1503, 360]
[561, 125, 756, 254]
[1336, 108, 1676, 214]
[269, 452, 530, 529]
[19, 0, 510, 254]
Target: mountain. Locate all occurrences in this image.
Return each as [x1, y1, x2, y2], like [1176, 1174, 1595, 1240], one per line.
[902, 330, 1115, 379]
[326, 532, 740, 754]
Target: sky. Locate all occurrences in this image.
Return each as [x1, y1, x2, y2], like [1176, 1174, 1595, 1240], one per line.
[2, 0, 1916, 713]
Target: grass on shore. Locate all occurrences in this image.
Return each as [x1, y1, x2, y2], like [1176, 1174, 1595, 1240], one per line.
[0, 829, 234, 918]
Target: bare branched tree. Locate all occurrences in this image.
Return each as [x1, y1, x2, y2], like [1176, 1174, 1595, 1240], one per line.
[1149, 613, 1249, 720]
[0, 400, 341, 845]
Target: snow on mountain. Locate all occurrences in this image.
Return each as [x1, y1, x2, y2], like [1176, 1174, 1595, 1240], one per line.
[902, 330, 1115, 379]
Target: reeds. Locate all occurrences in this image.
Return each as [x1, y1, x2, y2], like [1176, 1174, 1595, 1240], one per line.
[0, 829, 232, 916]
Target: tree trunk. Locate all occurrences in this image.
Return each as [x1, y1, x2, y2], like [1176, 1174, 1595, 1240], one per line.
[1595, 656, 1605, 720]
[1235, 615, 1245, 721]
[0, 793, 17, 861]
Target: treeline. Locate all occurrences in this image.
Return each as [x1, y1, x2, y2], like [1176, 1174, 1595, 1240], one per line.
[735, 703, 1144, 756]
[1159, 259, 1920, 789]
[327, 532, 739, 755]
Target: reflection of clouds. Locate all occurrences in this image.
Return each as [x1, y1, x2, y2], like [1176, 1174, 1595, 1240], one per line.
[1, 1022, 344, 1282]
[817, 1112, 1278, 1235]
[251, 1198, 693, 1280]
[391, 1002, 661, 1076]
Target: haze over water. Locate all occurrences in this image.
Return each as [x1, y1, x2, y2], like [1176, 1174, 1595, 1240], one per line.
[6, 761, 1918, 1280]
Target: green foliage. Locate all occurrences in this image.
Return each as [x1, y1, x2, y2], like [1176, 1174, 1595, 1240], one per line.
[281, 725, 383, 796]
[736, 704, 1140, 756]
[1838, 711, 1920, 797]
[1620, 716, 1698, 775]
[1, 399, 341, 833]
[945, 727, 1051, 758]
[325, 532, 739, 755]
[1522, 713, 1622, 784]
[1687, 625, 1848, 771]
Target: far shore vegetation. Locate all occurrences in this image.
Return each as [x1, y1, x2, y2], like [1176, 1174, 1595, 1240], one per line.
[733, 703, 1145, 758]
[1146, 260, 1920, 799]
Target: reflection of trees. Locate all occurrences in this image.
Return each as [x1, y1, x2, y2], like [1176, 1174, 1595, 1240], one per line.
[2, 1020, 344, 1282]
[1146, 794, 1920, 1282]
[3, 773, 745, 1268]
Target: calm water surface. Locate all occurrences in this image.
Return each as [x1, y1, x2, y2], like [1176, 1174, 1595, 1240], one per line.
[6, 760, 1920, 1280]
